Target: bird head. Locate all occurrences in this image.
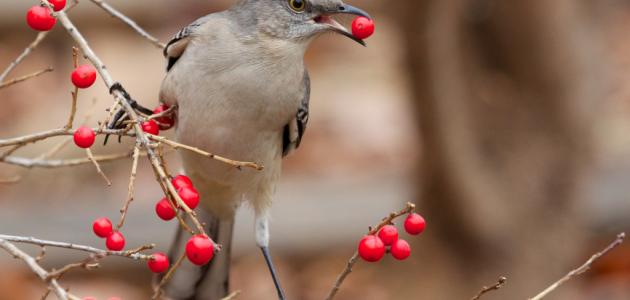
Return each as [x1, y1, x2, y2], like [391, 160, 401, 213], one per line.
[237, 0, 372, 46]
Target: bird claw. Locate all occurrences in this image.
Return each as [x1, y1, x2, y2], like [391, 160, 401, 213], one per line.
[104, 82, 154, 145]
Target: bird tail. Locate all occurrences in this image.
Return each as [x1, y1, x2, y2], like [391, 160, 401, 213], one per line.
[161, 211, 234, 300]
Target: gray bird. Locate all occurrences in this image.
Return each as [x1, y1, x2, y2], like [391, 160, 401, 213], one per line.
[114, 0, 370, 299]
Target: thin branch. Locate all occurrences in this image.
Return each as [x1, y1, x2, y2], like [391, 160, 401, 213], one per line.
[470, 276, 507, 300]
[47, 255, 101, 280]
[221, 290, 242, 300]
[0, 239, 80, 300]
[152, 252, 186, 299]
[117, 144, 140, 229]
[0, 234, 153, 261]
[0, 67, 54, 90]
[529, 232, 626, 300]
[2, 151, 134, 169]
[86, 148, 112, 186]
[0, 127, 131, 148]
[88, 0, 165, 49]
[0, 32, 49, 83]
[325, 202, 416, 300]
[149, 135, 263, 171]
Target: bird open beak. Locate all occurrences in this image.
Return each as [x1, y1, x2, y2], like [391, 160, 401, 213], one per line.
[314, 4, 372, 46]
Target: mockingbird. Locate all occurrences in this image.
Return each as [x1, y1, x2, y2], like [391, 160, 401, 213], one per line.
[111, 0, 370, 299]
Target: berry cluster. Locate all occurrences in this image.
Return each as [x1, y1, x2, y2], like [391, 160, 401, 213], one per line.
[155, 175, 199, 221]
[92, 217, 125, 251]
[154, 175, 214, 266]
[90, 174, 214, 273]
[358, 212, 425, 262]
[351, 17, 375, 40]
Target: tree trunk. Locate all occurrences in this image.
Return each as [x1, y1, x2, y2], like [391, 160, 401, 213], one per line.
[398, 0, 602, 298]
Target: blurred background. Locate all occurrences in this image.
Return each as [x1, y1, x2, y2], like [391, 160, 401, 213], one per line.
[1, 0, 630, 299]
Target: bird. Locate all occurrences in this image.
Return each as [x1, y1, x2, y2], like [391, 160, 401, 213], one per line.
[110, 0, 370, 299]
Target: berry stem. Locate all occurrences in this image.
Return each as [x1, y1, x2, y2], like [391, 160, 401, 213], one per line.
[325, 202, 416, 300]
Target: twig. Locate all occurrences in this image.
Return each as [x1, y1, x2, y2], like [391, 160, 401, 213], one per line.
[117, 144, 140, 229]
[47, 255, 101, 280]
[152, 252, 186, 299]
[325, 202, 416, 300]
[0, 32, 49, 83]
[471, 276, 507, 300]
[149, 135, 263, 171]
[0, 234, 153, 261]
[86, 148, 112, 186]
[2, 151, 135, 168]
[88, 0, 166, 49]
[0, 127, 131, 148]
[0, 239, 80, 300]
[221, 290, 242, 300]
[0, 67, 54, 90]
[64, 48, 80, 129]
[529, 232, 626, 300]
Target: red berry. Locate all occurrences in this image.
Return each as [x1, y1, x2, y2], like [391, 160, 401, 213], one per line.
[147, 252, 170, 273]
[26, 6, 56, 31]
[73, 126, 96, 149]
[155, 198, 176, 221]
[351, 17, 375, 40]
[153, 104, 175, 130]
[178, 187, 200, 210]
[185, 235, 215, 265]
[404, 213, 426, 235]
[92, 217, 113, 238]
[71, 65, 97, 89]
[390, 239, 411, 260]
[358, 235, 385, 262]
[49, 0, 67, 11]
[172, 175, 193, 190]
[106, 231, 125, 251]
[377, 225, 398, 246]
[141, 120, 160, 135]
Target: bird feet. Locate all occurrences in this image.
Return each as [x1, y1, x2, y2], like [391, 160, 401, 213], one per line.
[104, 82, 154, 144]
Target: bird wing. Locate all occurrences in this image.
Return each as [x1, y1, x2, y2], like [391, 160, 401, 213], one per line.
[283, 72, 311, 157]
[164, 16, 209, 72]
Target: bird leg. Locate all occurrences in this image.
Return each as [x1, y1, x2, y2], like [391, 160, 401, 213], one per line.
[256, 213, 286, 300]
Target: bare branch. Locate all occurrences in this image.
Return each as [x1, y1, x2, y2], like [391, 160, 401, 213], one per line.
[117, 144, 141, 229]
[0, 234, 153, 261]
[0, 67, 54, 90]
[149, 134, 263, 170]
[86, 148, 113, 186]
[529, 232, 626, 300]
[152, 252, 186, 299]
[221, 290, 242, 300]
[0, 239, 80, 300]
[0, 127, 131, 148]
[2, 151, 134, 169]
[470, 276, 507, 300]
[89, 0, 166, 49]
[0, 32, 49, 83]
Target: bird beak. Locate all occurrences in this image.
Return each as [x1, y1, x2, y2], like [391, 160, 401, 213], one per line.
[314, 4, 372, 46]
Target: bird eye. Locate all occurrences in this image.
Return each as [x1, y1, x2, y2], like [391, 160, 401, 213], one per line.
[288, 0, 306, 12]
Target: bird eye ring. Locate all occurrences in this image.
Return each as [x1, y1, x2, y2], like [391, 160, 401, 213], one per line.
[288, 0, 306, 12]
